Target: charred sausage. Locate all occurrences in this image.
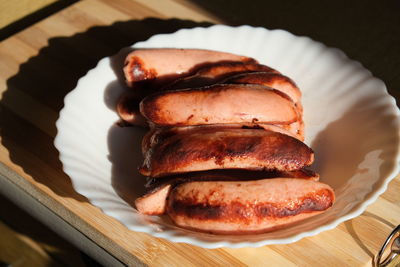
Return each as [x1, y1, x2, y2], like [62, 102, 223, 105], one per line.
[140, 128, 313, 177]
[141, 123, 303, 157]
[167, 178, 335, 234]
[135, 169, 320, 215]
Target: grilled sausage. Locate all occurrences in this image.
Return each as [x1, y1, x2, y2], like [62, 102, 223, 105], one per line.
[223, 72, 300, 103]
[140, 84, 299, 127]
[118, 101, 303, 140]
[123, 48, 256, 87]
[120, 64, 280, 126]
[145, 169, 320, 191]
[117, 91, 148, 126]
[141, 123, 303, 156]
[140, 128, 314, 177]
[257, 123, 303, 140]
[223, 72, 303, 116]
[135, 169, 320, 215]
[135, 184, 172, 215]
[167, 178, 335, 234]
[260, 119, 304, 141]
[162, 61, 278, 90]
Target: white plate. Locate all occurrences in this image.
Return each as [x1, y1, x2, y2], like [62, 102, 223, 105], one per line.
[54, 25, 400, 248]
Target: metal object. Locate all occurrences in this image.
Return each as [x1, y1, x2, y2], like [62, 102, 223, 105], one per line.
[374, 225, 400, 267]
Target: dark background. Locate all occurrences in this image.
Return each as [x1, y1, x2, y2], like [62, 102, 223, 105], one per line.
[191, 0, 400, 103]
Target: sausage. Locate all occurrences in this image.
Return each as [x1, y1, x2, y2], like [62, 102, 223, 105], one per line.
[284, 119, 304, 141]
[162, 61, 278, 90]
[140, 128, 314, 177]
[120, 63, 279, 126]
[260, 119, 304, 141]
[123, 48, 256, 87]
[117, 91, 148, 127]
[135, 184, 172, 215]
[223, 72, 303, 116]
[135, 169, 320, 215]
[141, 123, 303, 156]
[145, 169, 320, 191]
[257, 123, 303, 140]
[167, 178, 335, 234]
[140, 84, 299, 127]
[120, 49, 281, 126]
[118, 103, 304, 140]
[223, 72, 301, 103]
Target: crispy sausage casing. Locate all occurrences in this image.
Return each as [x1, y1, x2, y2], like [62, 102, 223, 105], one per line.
[140, 128, 314, 177]
[167, 178, 335, 234]
[140, 84, 299, 127]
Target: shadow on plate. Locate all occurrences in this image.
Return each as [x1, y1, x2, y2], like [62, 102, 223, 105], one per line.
[107, 123, 147, 206]
[311, 94, 399, 258]
[311, 94, 399, 191]
[1, 18, 212, 202]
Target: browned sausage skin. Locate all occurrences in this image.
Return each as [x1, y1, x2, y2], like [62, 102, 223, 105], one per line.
[140, 128, 314, 177]
[140, 84, 299, 127]
[167, 178, 335, 234]
[162, 61, 278, 90]
[123, 48, 256, 87]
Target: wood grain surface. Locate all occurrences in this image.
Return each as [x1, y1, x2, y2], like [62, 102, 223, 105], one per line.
[0, 0, 58, 28]
[0, 0, 399, 266]
[0, 193, 87, 266]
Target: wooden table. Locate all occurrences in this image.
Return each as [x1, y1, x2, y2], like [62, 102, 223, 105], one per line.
[1, 0, 399, 266]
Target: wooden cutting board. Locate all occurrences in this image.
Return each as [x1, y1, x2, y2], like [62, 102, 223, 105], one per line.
[0, 0, 399, 266]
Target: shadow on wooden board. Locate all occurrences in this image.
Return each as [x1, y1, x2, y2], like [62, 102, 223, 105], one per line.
[0, 0, 79, 41]
[1, 18, 212, 202]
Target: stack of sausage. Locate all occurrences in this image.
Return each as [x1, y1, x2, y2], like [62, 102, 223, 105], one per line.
[117, 48, 335, 234]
